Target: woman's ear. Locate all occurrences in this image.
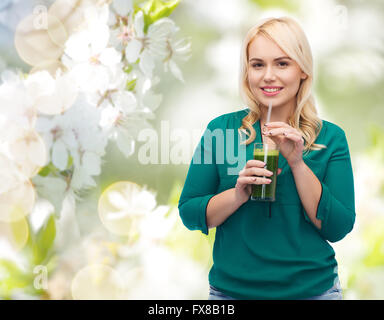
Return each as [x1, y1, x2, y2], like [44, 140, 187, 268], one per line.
[301, 72, 308, 80]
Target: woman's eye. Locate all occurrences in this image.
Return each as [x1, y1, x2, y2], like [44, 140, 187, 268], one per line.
[251, 62, 289, 68]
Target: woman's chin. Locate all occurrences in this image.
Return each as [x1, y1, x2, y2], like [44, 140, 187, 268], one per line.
[258, 98, 283, 108]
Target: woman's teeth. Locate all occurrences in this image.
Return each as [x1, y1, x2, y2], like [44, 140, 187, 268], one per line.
[263, 88, 281, 92]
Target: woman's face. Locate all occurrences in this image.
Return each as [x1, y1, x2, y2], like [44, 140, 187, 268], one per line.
[247, 34, 307, 111]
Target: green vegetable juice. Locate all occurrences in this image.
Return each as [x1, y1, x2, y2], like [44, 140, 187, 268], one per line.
[251, 149, 279, 201]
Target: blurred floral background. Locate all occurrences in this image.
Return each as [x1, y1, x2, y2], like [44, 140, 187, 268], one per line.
[0, 0, 383, 300]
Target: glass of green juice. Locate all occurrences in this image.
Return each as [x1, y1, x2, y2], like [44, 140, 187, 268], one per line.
[251, 142, 279, 202]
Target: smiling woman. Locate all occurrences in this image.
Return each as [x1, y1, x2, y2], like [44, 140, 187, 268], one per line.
[246, 34, 307, 127]
[239, 17, 325, 154]
[178, 16, 356, 300]
[248, 49, 302, 100]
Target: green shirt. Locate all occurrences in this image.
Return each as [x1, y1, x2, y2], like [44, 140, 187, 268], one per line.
[178, 108, 355, 299]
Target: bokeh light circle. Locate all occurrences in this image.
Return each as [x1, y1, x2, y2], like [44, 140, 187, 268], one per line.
[98, 181, 156, 236]
[9, 129, 48, 178]
[0, 216, 29, 251]
[30, 60, 66, 77]
[0, 179, 35, 223]
[15, 13, 67, 67]
[49, 0, 96, 37]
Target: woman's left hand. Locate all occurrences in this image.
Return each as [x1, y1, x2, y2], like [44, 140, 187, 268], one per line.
[262, 122, 304, 168]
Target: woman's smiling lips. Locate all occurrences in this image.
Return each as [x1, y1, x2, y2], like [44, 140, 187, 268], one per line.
[260, 86, 284, 96]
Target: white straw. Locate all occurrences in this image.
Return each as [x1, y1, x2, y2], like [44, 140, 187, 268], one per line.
[261, 101, 272, 199]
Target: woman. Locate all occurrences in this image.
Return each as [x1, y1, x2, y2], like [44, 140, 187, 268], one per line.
[178, 16, 355, 300]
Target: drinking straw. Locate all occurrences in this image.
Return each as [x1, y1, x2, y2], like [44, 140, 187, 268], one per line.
[261, 101, 272, 199]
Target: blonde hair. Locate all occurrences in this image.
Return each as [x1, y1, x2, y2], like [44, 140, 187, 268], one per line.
[238, 16, 326, 155]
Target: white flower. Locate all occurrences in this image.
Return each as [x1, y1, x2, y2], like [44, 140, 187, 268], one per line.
[163, 36, 192, 82]
[97, 89, 137, 127]
[139, 206, 177, 242]
[110, 24, 132, 51]
[87, 67, 137, 113]
[98, 181, 157, 236]
[31, 175, 68, 218]
[26, 70, 78, 115]
[35, 95, 108, 192]
[115, 126, 135, 158]
[63, 20, 122, 93]
[134, 73, 162, 114]
[0, 173, 35, 223]
[83, 3, 110, 29]
[70, 151, 102, 190]
[124, 11, 176, 78]
[8, 128, 47, 178]
[0, 152, 26, 195]
[99, 105, 121, 130]
[35, 115, 78, 171]
[0, 71, 36, 132]
[90, 67, 154, 158]
[106, 183, 156, 221]
[25, 71, 55, 100]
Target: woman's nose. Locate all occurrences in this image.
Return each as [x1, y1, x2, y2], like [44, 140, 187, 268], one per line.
[263, 65, 276, 82]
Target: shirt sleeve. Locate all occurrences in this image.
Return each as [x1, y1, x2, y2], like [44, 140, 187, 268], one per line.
[178, 119, 220, 235]
[306, 130, 356, 242]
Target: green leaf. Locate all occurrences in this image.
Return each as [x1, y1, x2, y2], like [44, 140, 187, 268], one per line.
[123, 64, 133, 74]
[32, 214, 56, 265]
[133, 0, 149, 6]
[38, 162, 58, 177]
[0, 259, 33, 298]
[141, 0, 180, 31]
[126, 78, 137, 91]
[10, 216, 29, 251]
[0, 259, 23, 278]
[67, 155, 73, 169]
[38, 155, 73, 177]
[45, 255, 59, 275]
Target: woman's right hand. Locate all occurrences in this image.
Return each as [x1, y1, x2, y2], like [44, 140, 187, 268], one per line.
[235, 160, 282, 205]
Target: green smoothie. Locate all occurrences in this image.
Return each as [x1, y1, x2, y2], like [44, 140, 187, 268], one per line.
[251, 149, 279, 201]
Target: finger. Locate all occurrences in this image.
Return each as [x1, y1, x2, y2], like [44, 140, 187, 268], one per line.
[277, 168, 282, 175]
[265, 129, 303, 144]
[245, 159, 266, 169]
[264, 128, 294, 137]
[236, 176, 255, 187]
[254, 176, 272, 184]
[283, 132, 304, 144]
[264, 121, 291, 128]
[237, 176, 272, 186]
[241, 167, 273, 177]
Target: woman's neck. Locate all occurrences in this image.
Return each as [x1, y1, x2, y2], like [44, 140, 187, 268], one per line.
[259, 98, 295, 125]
